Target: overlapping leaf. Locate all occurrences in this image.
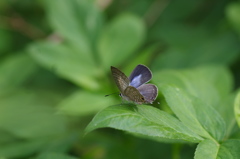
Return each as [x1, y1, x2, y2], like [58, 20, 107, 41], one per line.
[86, 105, 202, 143]
[195, 139, 240, 159]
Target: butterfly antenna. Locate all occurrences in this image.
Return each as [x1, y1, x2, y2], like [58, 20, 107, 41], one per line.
[105, 92, 120, 97]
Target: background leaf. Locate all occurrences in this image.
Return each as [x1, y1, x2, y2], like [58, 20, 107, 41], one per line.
[44, 0, 104, 56]
[234, 90, 240, 127]
[98, 13, 145, 69]
[0, 53, 37, 90]
[226, 2, 240, 35]
[28, 41, 100, 90]
[58, 91, 118, 116]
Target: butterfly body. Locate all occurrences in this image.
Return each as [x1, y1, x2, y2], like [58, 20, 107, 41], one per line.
[111, 64, 158, 104]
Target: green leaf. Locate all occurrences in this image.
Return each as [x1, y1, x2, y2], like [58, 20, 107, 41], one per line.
[0, 29, 12, 53]
[152, 31, 240, 69]
[58, 91, 118, 116]
[36, 152, 78, 159]
[28, 41, 101, 90]
[154, 65, 233, 110]
[123, 45, 157, 76]
[98, 13, 145, 69]
[86, 105, 202, 143]
[0, 90, 67, 138]
[159, 85, 226, 141]
[217, 139, 240, 159]
[195, 139, 219, 159]
[0, 138, 48, 158]
[195, 139, 240, 159]
[226, 2, 240, 35]
[44, 0, 104, 54]
[0, 53, 37, 90]
[234, 90, 240, 127]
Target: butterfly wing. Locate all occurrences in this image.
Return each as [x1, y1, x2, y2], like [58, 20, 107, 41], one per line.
[137, 84, 158, 104]
[129, 64, 152, 88]
[111, 66, 130, 94]
[123, 86, 145, 104]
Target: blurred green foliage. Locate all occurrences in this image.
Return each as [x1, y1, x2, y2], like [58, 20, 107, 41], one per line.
[0, 0, 240, 158]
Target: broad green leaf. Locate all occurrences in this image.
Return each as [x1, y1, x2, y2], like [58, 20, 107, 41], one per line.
[226, 2, 240, 35]
[58, 91, 118, 116]
[86, 105, 202, 143]
[219, 93, 237, 138]
[234, 90, 240, 127]
[195, 139, 219, 159]
[217, 139, 240, 159]
[0, 53, 37, 90]
[98, 13, 145, 69]
[153, 65, 233, 109]
[195, 139, 240, 159]
[159, 85, 226, 141]
[36, 152, 78, 159]
[28, 41, 101, 90]
[0, 90, 67, 138]
[44, 0, 104, 55]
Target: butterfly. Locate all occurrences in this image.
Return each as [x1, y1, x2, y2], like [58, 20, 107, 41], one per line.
[111, 64, 158, 104]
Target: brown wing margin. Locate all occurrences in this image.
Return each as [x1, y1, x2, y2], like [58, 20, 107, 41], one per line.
[111, 66, 130, 93]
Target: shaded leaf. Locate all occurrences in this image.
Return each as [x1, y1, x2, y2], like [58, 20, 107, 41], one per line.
[0, 53, 37, 90]
[153, 31, 240, 69]
[36, 152, 78, 159]
[0, 90, 67, 138]
[0, 138, 48, 158]
[226, 2, 240, 35]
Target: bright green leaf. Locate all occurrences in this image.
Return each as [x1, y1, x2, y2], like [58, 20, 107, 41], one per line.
[217, 139, 240, 159]
[98, 13, 145, 69]
[58, 91, 118, 116]
[219, 93, 237, 138]
[86, 105, 202, 143]
[159, 85, 226, 141]
[234, 90, 240, 127]
[195, 139, 219, 159]
[195, 139, 240, 159]
[226, 2, 240, 35]
[154, 65, 233, 110]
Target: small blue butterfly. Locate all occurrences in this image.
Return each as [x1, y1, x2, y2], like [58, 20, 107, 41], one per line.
[111, 64, 158, 104]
